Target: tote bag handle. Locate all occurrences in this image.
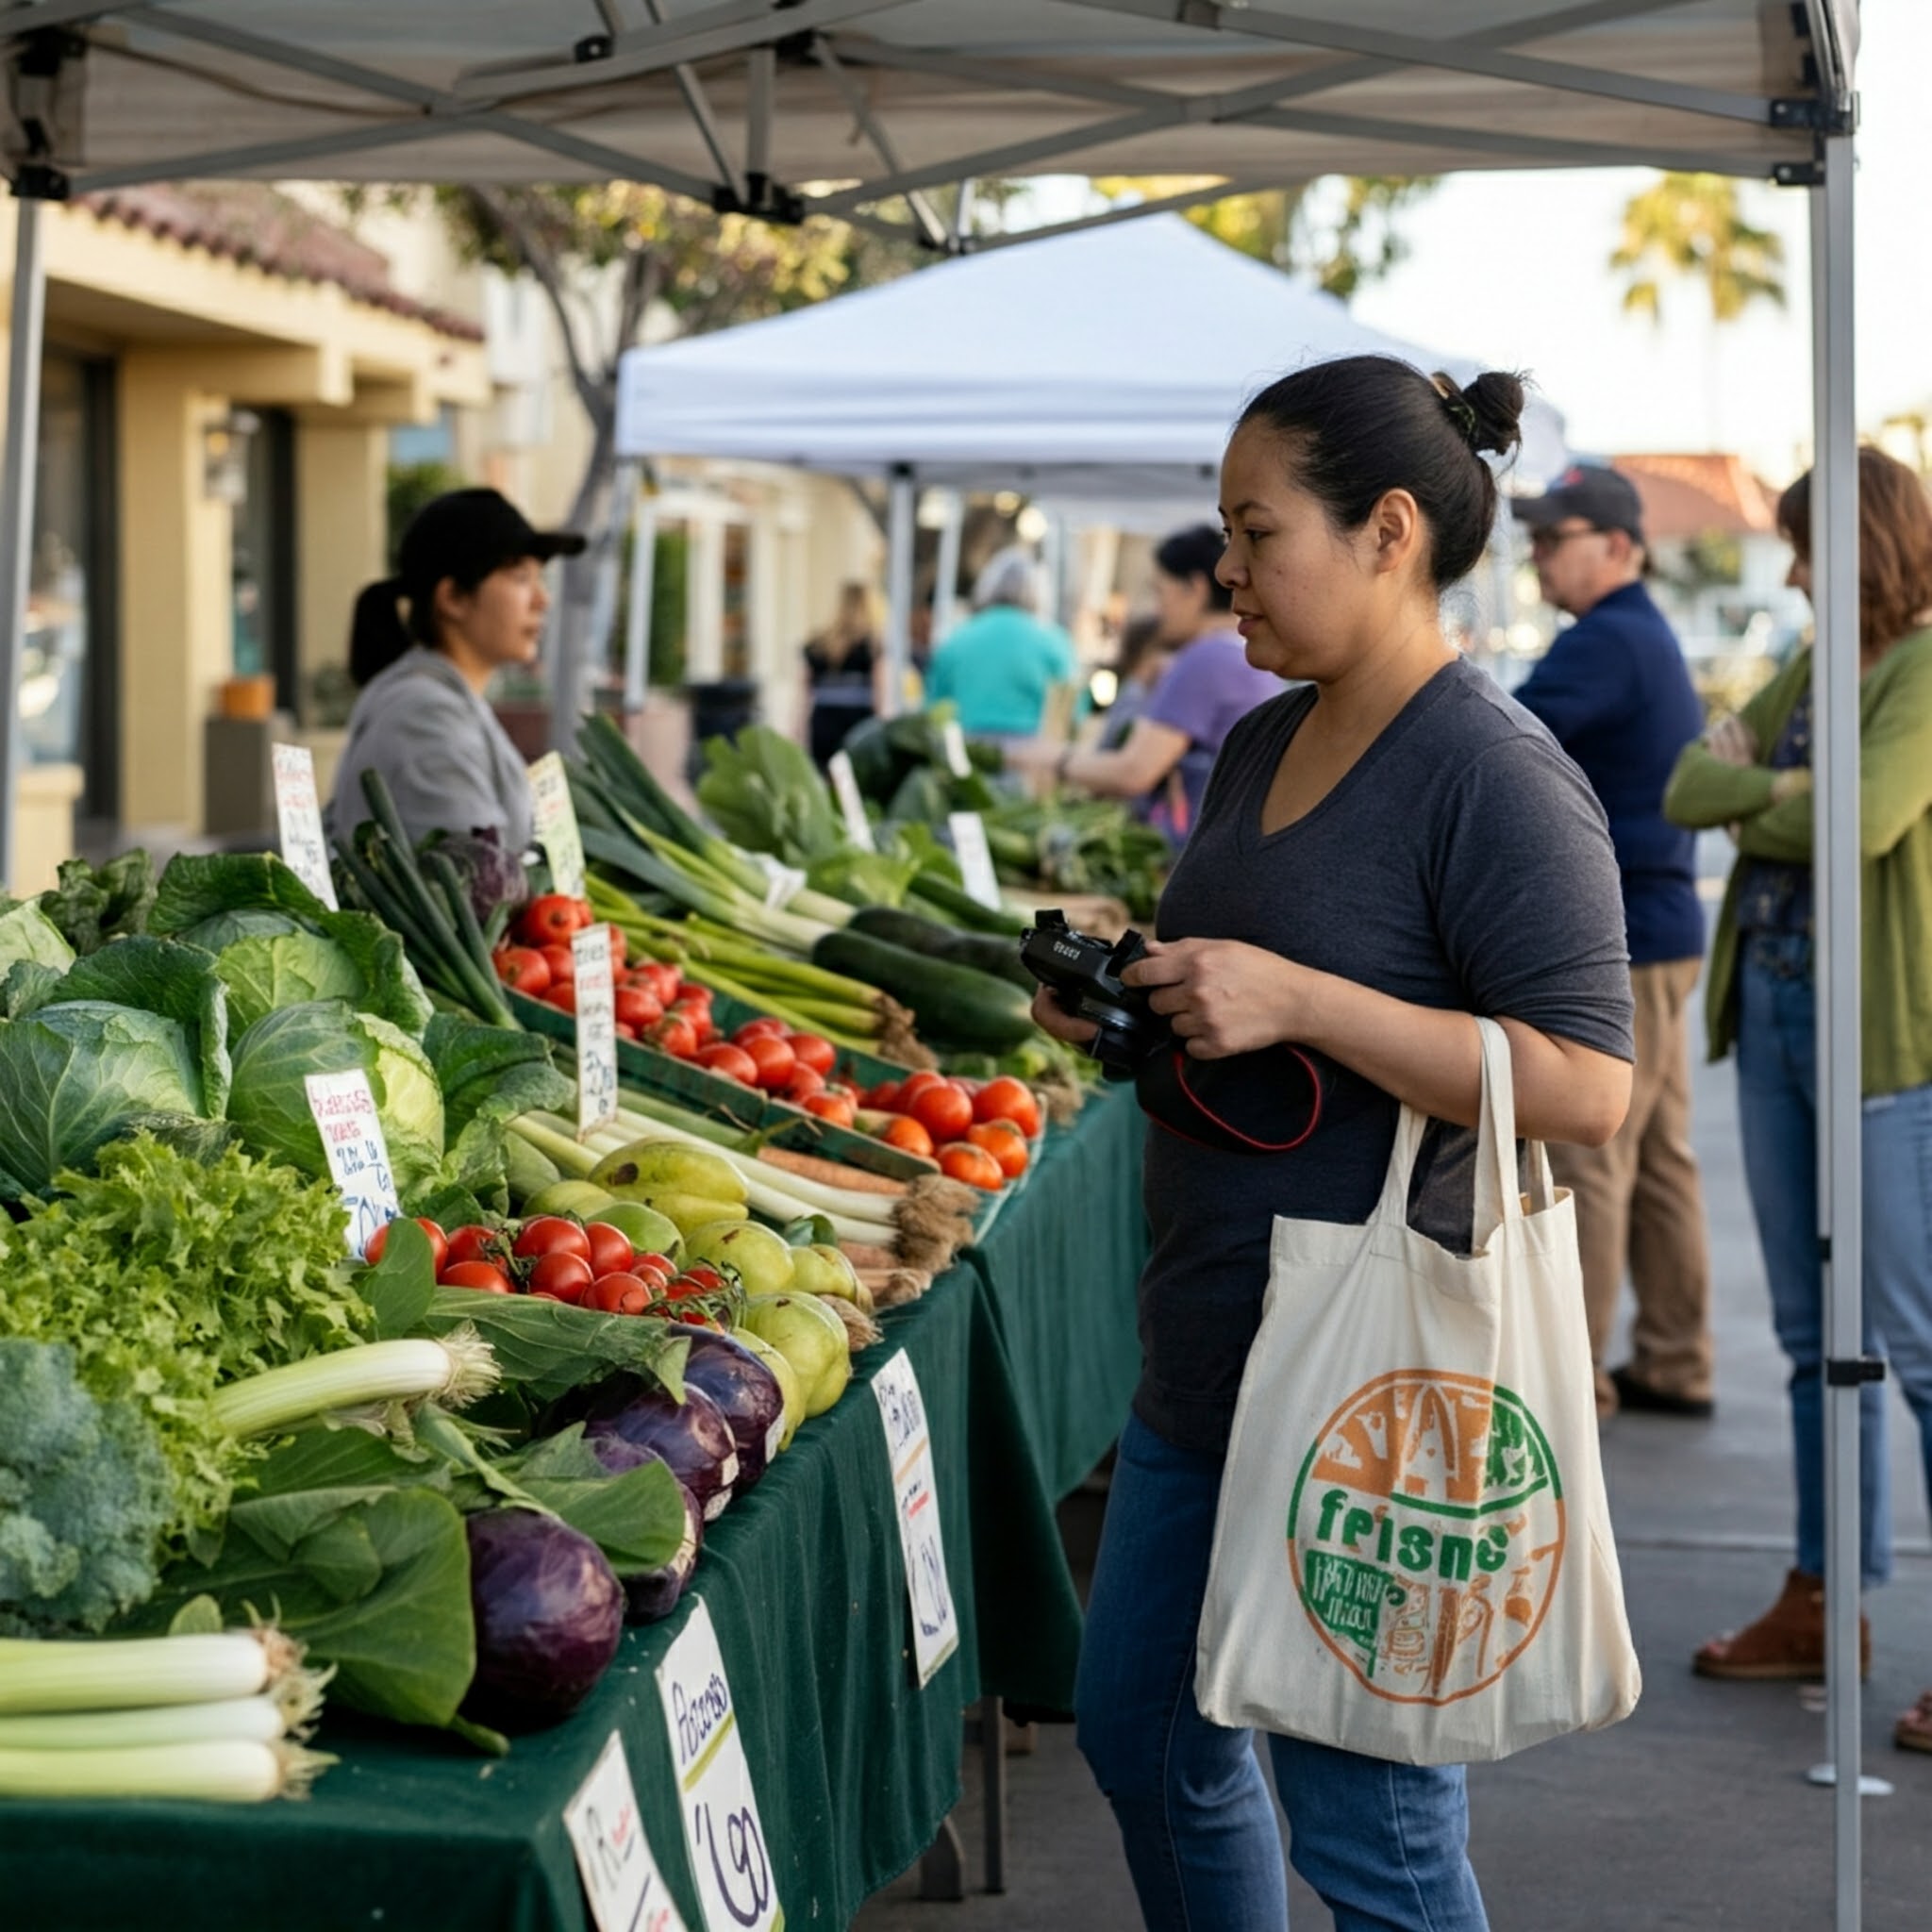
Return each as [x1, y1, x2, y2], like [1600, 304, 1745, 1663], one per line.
[1372, 1017, 1557, 1241]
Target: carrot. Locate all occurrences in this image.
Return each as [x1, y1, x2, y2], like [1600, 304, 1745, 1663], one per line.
[757, 1146, 910, 1198]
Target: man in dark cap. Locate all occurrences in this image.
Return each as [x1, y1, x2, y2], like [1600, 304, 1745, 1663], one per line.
[1512, 463, 1714, 1421]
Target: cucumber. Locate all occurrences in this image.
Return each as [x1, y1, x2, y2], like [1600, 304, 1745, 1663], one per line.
[849, 906, 1035, 991]
[907, 873, 1028, 936]
[810, 929, 1038, 1055]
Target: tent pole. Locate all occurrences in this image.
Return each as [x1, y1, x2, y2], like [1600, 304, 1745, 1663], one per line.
[882, 465, 915, 719]
[625, 490, 658, 714]
[1804, 129, 1877, 1923]
[931, 491, 963, 644]
[0, 194, 47, 891]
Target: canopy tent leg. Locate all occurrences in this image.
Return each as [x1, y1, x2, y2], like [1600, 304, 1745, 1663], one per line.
[930, 490, 963, 646]
[882, 465, 915, 718]
[1803, 128, 1882, 1932]
[0, 194, 47, 890]
[624, 489, 658, 715]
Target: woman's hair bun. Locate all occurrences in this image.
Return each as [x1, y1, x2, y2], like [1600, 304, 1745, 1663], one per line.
[1434, 370, 1526, 459]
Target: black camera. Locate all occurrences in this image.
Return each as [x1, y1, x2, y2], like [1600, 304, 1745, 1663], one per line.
[1018, 909, 1171, 1076]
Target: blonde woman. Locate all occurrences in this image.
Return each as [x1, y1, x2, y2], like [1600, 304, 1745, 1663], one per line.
[802, 581, 887, 767]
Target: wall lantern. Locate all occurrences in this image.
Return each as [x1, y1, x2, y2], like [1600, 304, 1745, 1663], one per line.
[201, 408, 260, 505]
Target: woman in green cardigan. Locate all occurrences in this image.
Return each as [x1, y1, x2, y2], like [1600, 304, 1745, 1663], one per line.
[1663, 445, 1932, 1751]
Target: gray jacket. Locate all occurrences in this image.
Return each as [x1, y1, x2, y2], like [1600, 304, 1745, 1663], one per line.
[327, 648, 534, 853]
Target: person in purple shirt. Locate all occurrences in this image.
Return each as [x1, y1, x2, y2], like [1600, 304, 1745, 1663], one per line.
[1009, 525, 1281, 842]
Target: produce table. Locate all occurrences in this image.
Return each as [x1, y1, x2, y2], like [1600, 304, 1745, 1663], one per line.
[1, 1087, 1148, 1932]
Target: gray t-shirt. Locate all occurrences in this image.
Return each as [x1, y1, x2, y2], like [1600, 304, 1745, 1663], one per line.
[327, 648, 535, 854]
[1136, 657, 1635, 1457]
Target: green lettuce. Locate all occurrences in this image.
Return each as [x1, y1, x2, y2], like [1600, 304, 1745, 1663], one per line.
[0, 901, 76, 976]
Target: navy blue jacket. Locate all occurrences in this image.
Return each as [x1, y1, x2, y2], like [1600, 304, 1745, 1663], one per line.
[1512, 581, 1706, 965]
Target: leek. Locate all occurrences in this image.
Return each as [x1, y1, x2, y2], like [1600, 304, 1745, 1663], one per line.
[0, 1628, 302, 1715]
[0, 1738, 332, 1802]
[0, 1689, 318, 1750]
[208, 1332, 496, 1440]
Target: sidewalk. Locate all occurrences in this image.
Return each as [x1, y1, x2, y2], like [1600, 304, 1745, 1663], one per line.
[858, 1034, 1932, 1929]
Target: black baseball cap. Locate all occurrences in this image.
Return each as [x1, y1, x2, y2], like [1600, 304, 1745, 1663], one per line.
[1511, 464, 1646, 544]
[396, 488, 584, 595]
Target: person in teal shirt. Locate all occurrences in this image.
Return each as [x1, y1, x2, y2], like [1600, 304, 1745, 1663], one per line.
[924, 546, 1080, 740]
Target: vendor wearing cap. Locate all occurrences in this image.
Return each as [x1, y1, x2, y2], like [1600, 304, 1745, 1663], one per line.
[328, 488, 585, 851]
[1511, 462, 1713, 1421]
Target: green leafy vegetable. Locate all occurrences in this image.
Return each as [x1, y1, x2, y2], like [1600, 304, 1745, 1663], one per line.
[0, 900, 75, 975]
[695, 725, 850, 864]
[35, 851, 157, 955]
[148, 852, 331, 936]
[417, 1287, 687, 1406]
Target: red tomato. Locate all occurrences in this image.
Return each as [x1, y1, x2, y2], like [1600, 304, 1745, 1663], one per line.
[824, 1076, 860, 1099]
[731, 1017, 788, 1045]
[878, 1114, 935, 1158]
[696, 1041, 759, 1086]
[520, 893, 584, 948]
[601, 921, 627, 962]
[676, 1263, 727, 1293]
[444, 1224, 505, 1268]
[641, 961, 682, 1006]
[492, 947, 550, 996]
[742, 1033, 797, 1091]
[865, 1079, 902, 1112]
[440, 1260, 515, 1294]
[939, 1143, 1005, 1191]
[973, 1075, 1041, 1139]
[967, 1120, 1030, 1178]
[672, 981, 713, 1012]
[541, 943, 576, 985]
[527, 1252, 594, 1305]
[631, 1253, 677, 1287]
[574, 900, 598, 930]
[649, 1014, 701, 1059]
[581, 1272, 655, 1315]
[786, 1033, 836, 1076]
[583, 1223, 636, 1278]
[614, 987, 664, 1030]
[897, 1070, 945, 1108]
[784, 1065, 826, 1103]
[512, 1217, 593, 1265]
[804, 1091, 857, 1127]
[615, 1023, 638, 1042]
[909, 1081, 975, 1144]
[545, 984, 579, 1015]
[363, 1217, 449, 1273]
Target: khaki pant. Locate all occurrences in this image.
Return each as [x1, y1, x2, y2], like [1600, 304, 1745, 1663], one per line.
[1549, 956, 1713, 1412]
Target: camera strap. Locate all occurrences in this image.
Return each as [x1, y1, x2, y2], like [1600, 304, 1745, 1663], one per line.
[1135, 1042, 1324, 1156]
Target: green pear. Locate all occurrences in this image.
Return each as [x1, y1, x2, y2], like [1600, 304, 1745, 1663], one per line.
[686, 1221, 796, 1298]
[587, 1200, 684, 1262]
[523, 1180, 616, 1220]
[738, 1292, 851, 1416]
[733, 1330, 805, 1451]
[589, 1141, 746, 1204]
[788, 1243, 864, 1308]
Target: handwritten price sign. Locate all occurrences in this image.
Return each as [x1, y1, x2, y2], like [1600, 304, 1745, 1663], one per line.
[573, 924, 621, 1140]
[272, 743, 340, 909]
[827, 751, 876, 854]
[563, 1732, 688, 1932]
[528, 751, 589, 898]
[946, 812, 1003, 913]
[873, 1351, 959, 1686]
[303, 1069, 400, 1257]
[656, 1600, 784, 1932]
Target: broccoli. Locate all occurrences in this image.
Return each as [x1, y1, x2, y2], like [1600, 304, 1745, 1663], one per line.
[0, 1338, 175, 1636]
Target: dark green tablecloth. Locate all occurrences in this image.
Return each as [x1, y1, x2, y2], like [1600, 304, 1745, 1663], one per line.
[0, 1089, 1147, 1932]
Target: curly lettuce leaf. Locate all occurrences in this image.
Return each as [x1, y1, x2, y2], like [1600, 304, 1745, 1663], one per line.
[36, 852, 157, 955]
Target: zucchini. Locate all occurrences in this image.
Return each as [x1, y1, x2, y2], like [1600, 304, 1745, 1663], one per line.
[849, 906, 1035, 991]
[810, 929, 1038, 1055]
[908, 873, 1028, 937]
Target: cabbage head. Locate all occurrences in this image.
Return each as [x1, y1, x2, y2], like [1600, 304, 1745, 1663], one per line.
[0, 1003, 206, 1199]
[225, 1001, 444, 1204]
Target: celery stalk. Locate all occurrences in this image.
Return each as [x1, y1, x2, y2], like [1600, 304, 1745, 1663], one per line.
[208, 1332, 497, 1438]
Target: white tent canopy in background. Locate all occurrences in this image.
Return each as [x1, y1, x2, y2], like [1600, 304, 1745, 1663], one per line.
[0, 7, 1877, 1922]
[612, 212, 1571, 520]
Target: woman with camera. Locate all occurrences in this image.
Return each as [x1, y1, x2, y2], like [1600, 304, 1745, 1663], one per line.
[1032, 355, 1635, 1930]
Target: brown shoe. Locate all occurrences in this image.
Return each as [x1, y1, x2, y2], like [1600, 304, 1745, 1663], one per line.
[1895, 1690, 1932, 1753]
[1693, 1570, 1871, 1681]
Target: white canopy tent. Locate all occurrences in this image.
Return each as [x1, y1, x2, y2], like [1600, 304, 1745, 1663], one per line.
[0, 3, 1873, 1918]
[611, 210, 1572, 680]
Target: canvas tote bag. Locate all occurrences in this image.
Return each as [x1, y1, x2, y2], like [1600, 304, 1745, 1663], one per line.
[1194, 1019, 1641, 1765]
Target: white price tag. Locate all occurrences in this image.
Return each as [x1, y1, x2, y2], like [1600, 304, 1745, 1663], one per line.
[940, 719, 972, 779]
[574, 924, 621, 1141]
[563, 1732, 689, 1932]
[826, 751, 876, 854]
[749, 852, 808, 912]
[872, 1350, 960, 1687]
[272, 744, 340, 909]
[946, 812, 1004, 914]
[528, 751, 589, 899]
[656, 1600, 784, 1932]
[304, 1069, 400, 1257]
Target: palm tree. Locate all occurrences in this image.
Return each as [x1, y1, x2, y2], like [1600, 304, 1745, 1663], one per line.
[1611, 173, 1786, 324]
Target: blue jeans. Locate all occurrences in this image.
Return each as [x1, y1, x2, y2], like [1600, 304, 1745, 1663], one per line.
[1076, 1414, 1489, 1932]
[1736, 936, 1932, 1582]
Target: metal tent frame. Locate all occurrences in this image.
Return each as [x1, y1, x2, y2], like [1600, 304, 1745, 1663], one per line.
[0, 2, 1873, 1921]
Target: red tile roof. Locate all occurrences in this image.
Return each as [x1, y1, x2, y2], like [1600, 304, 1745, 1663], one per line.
[75, 183, 484, 342]
[1610, 453, 1782, 541]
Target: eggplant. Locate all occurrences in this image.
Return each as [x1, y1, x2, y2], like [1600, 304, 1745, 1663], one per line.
[623, 1480, 706, 1623]
[584, 1378, 741, 1522]
[461, 1509, 624, 1733]
[676, 1326, 787, 1494]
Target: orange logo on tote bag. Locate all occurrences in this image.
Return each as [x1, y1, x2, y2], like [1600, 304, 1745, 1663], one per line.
[1286, 1371, 1565, 1704]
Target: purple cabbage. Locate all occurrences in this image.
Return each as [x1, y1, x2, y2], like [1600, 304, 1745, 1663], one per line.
[584, 1379, 741, 1523]
[422, 826, 529, 925]
[460, 1509, 624, 1733]
[676, 1327, 786, 1495]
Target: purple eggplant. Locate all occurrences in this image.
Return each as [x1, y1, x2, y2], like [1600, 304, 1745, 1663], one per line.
[584, 1379, 740, 1523]
[623, 1480, 706, 1624]
[676, 1327, 787, 1494]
